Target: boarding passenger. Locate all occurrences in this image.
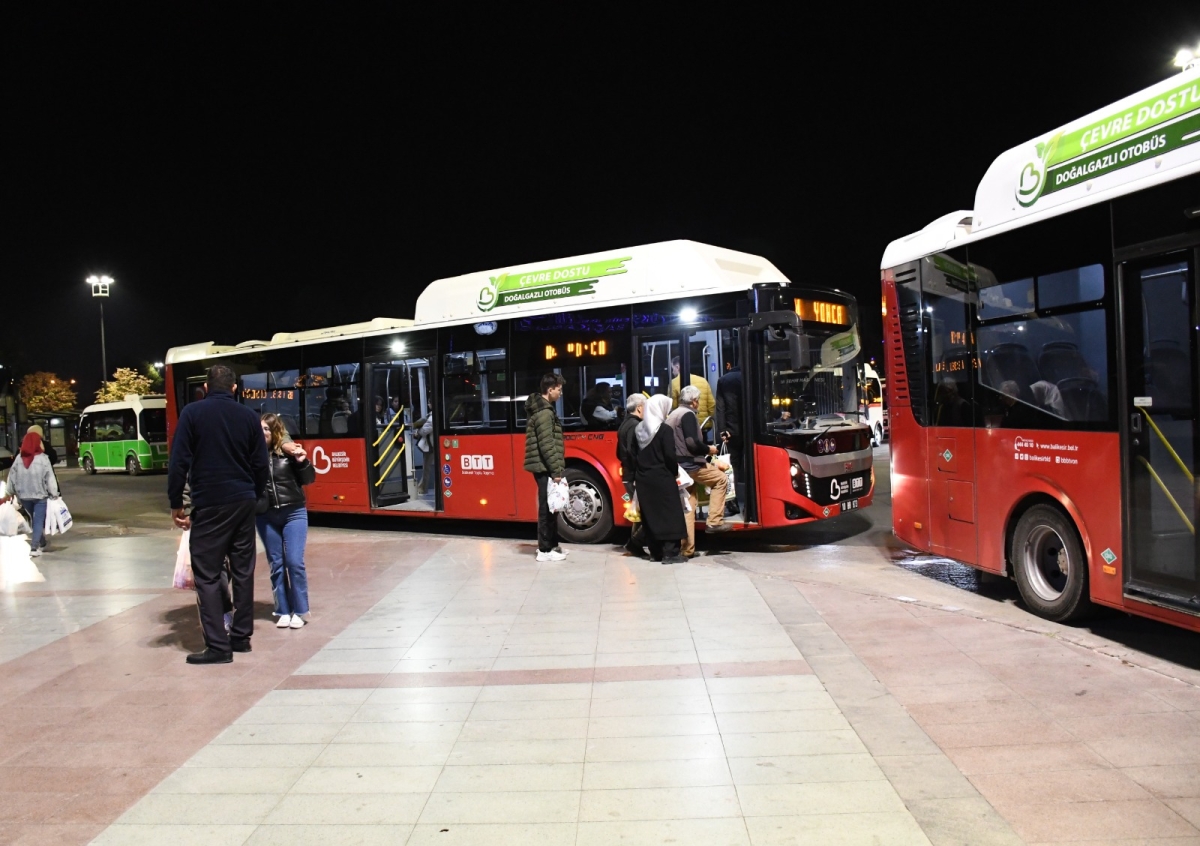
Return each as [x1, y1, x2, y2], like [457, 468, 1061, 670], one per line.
[669, 356, 715, 429]
[633, 395, 687, 564]
[616, 393, 647, 556]
[667, 385, 729, 558]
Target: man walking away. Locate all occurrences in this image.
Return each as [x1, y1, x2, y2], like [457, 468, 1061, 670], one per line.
[667, 385, 729, 558]
[616, 392, 647, 556]
[168, 364, 269, 664]
[524, 373, 567, 562]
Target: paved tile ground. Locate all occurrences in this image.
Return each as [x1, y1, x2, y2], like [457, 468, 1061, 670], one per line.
[1, 467, 1199, 844]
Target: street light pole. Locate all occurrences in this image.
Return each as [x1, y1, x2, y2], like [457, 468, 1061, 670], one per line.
[87, 275, 114, 381]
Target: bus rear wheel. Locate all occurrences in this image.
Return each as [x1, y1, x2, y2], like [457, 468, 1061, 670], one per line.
[557, 467, 614, 544]
[873, 424, 884, 447]
[82, 454, 96, 475]
[1011, 504, 1091, 622]
[126, 454, 142, 476]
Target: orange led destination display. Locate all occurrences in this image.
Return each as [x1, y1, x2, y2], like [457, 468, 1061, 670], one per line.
[544, 340, 609, 360]
[794, 298, 849, 326]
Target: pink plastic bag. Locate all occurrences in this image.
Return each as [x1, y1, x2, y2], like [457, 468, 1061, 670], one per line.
[172, 529, 193, 589]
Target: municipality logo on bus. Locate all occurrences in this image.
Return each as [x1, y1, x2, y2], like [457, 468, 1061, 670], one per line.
[476, 256, 631, 312]
[1016, 78, 1200, 208]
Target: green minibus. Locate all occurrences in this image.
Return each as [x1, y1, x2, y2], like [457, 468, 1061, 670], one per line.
[78, 394, 168, 475]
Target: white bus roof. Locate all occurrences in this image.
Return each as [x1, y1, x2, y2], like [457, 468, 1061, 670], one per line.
[166, 241, 788, 364]
[81, 395, 166, 414]
[883, 67, 1200, 268]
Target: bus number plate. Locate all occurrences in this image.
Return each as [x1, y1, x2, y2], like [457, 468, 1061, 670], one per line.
[839, 499, 859, 512]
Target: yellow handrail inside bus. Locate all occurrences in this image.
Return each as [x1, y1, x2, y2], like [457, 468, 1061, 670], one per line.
[1136, 455, 1195, 535]
[375, 442, 406, 486]
[372, 406, 404, 448]
[374, 425, 406, 469]
[1139, 408, 1194, 485]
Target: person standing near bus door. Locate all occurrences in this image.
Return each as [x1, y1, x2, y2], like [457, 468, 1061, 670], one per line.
[617, 393, 647, 556]
[715, 366, 744, 512]
[168, 364, 269, 665]
[524, 373, 567, 562]
[633, 395, 687, 564]
[668, 385, 729, 558]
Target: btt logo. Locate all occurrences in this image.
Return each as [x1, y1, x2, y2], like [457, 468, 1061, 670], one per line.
[460, 454, 494, 471]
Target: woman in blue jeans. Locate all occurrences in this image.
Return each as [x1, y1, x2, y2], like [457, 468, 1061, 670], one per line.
[4, 432, 59, 557]
[256, 413, 316, 629]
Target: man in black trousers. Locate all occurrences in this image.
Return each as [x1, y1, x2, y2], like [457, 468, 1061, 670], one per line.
[168, 364, 269, 664]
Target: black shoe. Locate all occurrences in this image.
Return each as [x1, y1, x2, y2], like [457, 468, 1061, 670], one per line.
[231, 639, 252, 653]
[661, 555, 687, 565]
[186, 648, 232, 665]
[705, 522, 732, 534]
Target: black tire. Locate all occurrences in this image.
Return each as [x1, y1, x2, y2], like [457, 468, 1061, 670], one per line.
[126, 454, 141, 476]
[556, 466, 615, 544]
[82, 454, 96, 475]
[873, 424, 884, 447]
[1011, 504, 1091, 622]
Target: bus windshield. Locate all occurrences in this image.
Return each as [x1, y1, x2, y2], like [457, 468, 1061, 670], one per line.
[764, 323, 861, 431]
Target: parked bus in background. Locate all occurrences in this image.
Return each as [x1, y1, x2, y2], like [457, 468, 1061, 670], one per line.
[860, 362, 888, 447]
[881, 65, 1200, 628]
[78, 394, 169, 475]
[166, 240, 875, 544]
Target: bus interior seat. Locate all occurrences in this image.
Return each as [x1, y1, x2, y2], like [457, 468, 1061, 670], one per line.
[1038, 341, 1091, 383]
[280, 415, 300, 436]
[982, 343, 1042, 404]
[1057, 376, 1107, 422]
[331, 412, 350, 434]
[1148, 339, 1191, 411]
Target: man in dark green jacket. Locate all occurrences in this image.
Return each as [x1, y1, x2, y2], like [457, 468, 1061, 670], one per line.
[524, 373, 566, 561]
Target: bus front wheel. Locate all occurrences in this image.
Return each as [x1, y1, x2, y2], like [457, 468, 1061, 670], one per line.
[557, 467, 614, 544]
[126, 454, 142, 476]
[82, 454, 96, 475]
[1011, 504, 1091, 622]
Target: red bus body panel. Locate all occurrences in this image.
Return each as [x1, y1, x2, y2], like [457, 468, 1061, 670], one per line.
[754, 443, 874, 526]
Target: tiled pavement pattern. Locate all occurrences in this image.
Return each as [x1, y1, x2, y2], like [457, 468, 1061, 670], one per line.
[0, 523, 1199, 844]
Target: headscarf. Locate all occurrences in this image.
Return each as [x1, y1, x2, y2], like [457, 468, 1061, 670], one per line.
[18, 432, 43, 469]
[635, 394, 673, 448]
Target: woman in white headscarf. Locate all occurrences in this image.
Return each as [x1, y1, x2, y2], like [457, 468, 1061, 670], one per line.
[632, 395, 687, 564]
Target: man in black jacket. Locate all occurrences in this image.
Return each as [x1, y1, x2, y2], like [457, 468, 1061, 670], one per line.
[616, 393, 646, 556]
[168, 365, 269, 664]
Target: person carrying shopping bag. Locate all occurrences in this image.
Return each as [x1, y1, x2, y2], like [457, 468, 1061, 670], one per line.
[256, 413, 316, 629]
[3, 433, 59, 557]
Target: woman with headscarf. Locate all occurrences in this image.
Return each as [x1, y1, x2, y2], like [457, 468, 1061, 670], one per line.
[633, 394, 687, 564]
[3, 433, 60, 557]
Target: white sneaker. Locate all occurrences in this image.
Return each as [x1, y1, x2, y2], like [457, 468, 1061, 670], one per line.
[289, 615, 305, 629]
[30, 548, 41, 558]
[276, 614, 291, 628]
[536, 549, 566, 562]
[552, 546, 569, 557]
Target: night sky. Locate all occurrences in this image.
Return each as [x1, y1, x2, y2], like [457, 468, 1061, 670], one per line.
[8, 8, 1199, 401]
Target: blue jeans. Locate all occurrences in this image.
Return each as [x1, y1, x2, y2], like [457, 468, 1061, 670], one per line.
[256, 505, 309, 616]
[26, 499, 47, 550]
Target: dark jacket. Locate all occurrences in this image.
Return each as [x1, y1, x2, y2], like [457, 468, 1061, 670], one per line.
[167, 390, 270, 510]
[523, 393, 565, 476]
[666, 407, 708, 472]
[617, 414, 640, 483]
[633, 423, 686, 540]
[715, 369, 742, 445]
[261, 451, 316, 510]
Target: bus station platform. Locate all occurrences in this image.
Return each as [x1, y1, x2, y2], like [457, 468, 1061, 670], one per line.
[2, 468, 1200, 845]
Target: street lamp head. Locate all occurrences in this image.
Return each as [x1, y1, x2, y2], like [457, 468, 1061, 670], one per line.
[87, 274, 114, 297]
[153, 361, 164, 368]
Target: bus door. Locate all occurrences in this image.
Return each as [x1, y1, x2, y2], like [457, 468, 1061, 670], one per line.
[365, 360, 411, 507]
[925, 272, 979, 565]
[1121, 250, 1199, 610]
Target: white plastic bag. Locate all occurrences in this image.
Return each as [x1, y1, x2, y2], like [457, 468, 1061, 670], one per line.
[546, 477, 570, 514]
[676, 467, 693, 489]
[44, 498, 72, 536]
[173, 529, 194, 589]
[714, 444, 736, 504]
[0, 501, 30, 537]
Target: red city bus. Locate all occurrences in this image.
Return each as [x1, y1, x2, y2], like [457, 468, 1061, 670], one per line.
[166, 240, 874, 543]
[881, 67, 1200, 628]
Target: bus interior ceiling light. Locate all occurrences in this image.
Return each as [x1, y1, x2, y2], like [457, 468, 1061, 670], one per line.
[391, 341, 406, 354]
[680, 307, 698, 322]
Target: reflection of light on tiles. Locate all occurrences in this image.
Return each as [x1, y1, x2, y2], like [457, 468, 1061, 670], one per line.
[0, 535, 47, 589]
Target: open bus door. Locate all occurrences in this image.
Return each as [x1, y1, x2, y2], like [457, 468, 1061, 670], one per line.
[1120, 249, 1200, 613]
[364, 352, 438, 511]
